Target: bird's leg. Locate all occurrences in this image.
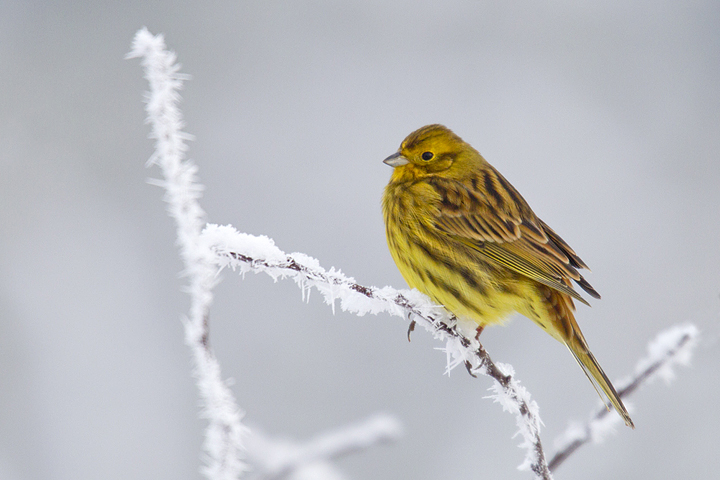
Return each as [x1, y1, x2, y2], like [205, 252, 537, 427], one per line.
[464, 326, 485, 377]
[475, 325, 485, 341]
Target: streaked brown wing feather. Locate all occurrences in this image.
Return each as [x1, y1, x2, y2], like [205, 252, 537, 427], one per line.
[430, 168, 599, 302]
[538, 219, 590, 270]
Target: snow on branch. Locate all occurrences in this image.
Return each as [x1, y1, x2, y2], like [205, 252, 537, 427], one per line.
[548, 323, 699, 471]
[128, 28, 248, 479]
[245, 414, 403, 480]
[200, 223, 554, 479]
[129, 27, 699, 480]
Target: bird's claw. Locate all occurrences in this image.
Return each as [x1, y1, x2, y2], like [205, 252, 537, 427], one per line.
[465, 361, 477, 378]
[407, 320, 416, 342]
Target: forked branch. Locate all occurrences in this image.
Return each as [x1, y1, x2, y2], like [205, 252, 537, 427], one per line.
[549, 324, 698, 471]
[201, 224, 553, 479]
[131, 27, 699, 480]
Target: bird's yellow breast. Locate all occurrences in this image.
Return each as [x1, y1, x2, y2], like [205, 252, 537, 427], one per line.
[382, 179, 538, 327]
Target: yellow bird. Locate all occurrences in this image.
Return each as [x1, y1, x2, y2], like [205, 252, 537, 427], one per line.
[382, 124, 633, 428]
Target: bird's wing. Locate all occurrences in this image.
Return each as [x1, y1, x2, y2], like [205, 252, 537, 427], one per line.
[428, 171, 599, 305]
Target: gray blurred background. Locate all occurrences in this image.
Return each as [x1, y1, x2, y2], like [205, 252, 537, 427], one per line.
[2, 1, 719, 478]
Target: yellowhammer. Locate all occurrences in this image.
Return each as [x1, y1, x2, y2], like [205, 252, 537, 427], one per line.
[382, 124, 633, 428]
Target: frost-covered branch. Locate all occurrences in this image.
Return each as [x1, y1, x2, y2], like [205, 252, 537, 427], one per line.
[128, 28, 248, 479]
[129, 28, 699, 480]
[245, 414, 403, 480]
[200, 224, 553, 479]
[549, 323, 699, 471]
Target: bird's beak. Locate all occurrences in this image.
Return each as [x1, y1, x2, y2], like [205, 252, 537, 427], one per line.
[383, 151, 410, 167]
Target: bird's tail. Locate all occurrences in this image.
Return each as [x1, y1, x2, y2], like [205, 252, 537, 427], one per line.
[545, 288, 635, 428]
[566, 330, 634, 428]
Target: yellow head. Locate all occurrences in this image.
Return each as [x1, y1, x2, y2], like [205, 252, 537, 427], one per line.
[383, 124, 483, 179]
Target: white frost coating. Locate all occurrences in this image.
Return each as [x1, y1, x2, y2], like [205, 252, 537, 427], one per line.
[587, 402, 623, 444]
[437, 337, 472, 376]
[245, 414, 402, 480]
[199, 223, 468, 364]
[128, 29, 248, 480]
[551, 323, 699, 468]
[287, 463, 349, 480]
[552, 421, 585, 451]
[483, 371, 544, 473]
[128, 27, 567, 480]
[551, 398, 626, 453]
[199, 223, 554, 479]
[202, 224, 287, 273]
[635, 323, 699, 385]
[126, 28, 701, 475]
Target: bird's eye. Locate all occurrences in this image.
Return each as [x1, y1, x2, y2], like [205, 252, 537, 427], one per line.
[421, 151, 434, 161]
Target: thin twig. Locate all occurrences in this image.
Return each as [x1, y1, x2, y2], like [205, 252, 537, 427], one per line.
[201, 224, 553, 479]
[245, 414, 403, 480]
[548, 324, 698, 471]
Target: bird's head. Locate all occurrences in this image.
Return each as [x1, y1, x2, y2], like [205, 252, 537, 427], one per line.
[383, 124, 480, 179]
